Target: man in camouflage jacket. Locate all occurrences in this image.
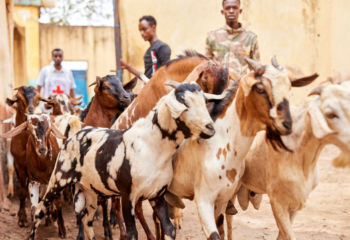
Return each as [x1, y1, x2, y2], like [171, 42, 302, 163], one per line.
[206, 0, 260, 77]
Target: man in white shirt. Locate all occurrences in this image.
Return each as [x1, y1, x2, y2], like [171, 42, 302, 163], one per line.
[37, 48, 76, 99]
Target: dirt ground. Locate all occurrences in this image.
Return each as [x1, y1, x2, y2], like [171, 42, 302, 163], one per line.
[0, 145, 349, 240]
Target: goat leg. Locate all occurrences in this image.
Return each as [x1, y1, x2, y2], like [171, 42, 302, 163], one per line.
[53, 198, 66, 238]
[152, 212, 163, 240]
[135, 200, 156, 240]
[15, 163, 28, 228]
[100, 197, 113, 240]
[216, 214, 225, 239]
[149, 196, 175, 240]
[110, 197, 118, 226]
[121, 194, 138, 240]
[111, 197, 127, 240]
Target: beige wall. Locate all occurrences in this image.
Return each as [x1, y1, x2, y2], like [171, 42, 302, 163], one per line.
[119, 0, 350, 104]
[13, 5, 40, 86]
[39, 24, 116, 96]
[0, 0, 14, 102]
[38, 1, 350, 103]
[0, 0, 15, 204]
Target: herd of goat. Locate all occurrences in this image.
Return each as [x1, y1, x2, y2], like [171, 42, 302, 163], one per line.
[1, 51, 349, 240]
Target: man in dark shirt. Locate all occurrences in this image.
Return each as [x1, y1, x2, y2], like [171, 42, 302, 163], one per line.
[121, 15, 171, 82]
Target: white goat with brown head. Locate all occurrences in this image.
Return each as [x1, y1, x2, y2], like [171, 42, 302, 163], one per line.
[229, 81, 350, 240]
[165, 57, 318, 240]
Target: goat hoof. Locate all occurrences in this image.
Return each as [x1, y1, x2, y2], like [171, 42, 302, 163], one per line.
[18, 219, 29, 228]
[208, 232, 220, 240]
[58, 226, 66, 238]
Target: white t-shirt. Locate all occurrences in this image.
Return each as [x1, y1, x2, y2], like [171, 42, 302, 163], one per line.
[37, 65, 76, 98]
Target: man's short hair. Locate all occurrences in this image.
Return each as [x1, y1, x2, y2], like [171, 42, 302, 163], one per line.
[139, 15, 157, 26]
[51, 48, 63, 55]
[222, 0, 240, 6]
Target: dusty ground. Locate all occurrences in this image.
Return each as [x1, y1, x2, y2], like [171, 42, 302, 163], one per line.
[0, 145, 349, 240]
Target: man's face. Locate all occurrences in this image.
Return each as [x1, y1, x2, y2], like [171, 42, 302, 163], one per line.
[221, 0, 242, 25]
[52, 51, 63, 66]
[138, 20, 156, 42]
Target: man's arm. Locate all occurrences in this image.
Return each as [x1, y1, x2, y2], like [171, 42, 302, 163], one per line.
[120, 60, 149, 83]
[68, 70, 76, 98]
[36, 67, 46, 94]
[250, 35, 260, 61]
[205, 33, 214, 59]
[121, 59, 141, 79]
[69, 89, 75, 98]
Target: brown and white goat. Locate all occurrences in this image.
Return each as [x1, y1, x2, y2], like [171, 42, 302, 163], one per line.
[28, 81, 223, 240]
[165, 57, 318, 240]
[0, 114, 66, 238]
[227, 82, 350, 240]
[81, 75, 136, 127]
[44, 94, 82, 116]
[5, 86, 49, 227]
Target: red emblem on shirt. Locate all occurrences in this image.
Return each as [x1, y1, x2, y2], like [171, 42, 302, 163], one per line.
[53, 85, 64, 94]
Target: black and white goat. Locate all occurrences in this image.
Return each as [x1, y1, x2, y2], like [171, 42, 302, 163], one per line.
[28, 81, 224, 240]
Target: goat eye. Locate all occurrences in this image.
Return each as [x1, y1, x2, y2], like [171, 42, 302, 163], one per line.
[325, 112, 338, 119]
[255, 84, 265, 94]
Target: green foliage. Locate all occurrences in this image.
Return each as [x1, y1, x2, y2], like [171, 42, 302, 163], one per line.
[40, 0, 113, 26]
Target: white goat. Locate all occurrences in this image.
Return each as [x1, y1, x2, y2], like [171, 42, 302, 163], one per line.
[228, 82, 350, 240]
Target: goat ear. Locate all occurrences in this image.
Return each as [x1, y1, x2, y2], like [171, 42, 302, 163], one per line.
[240, 74, 259, 96]
[165, 93, 187, 119]
[38, 95, 51, 103]
[44, 103, 53, 109]
[291, 73, 319, 87]
[123, 77, 138, 91]
[184, 62, 208, 83]
[51, 124, 66, 139]
[308, 99, 335, 139]
[0, 121, 27, 138]
[6, 97, 17, 106]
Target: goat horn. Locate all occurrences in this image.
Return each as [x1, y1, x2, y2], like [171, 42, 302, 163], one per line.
[88, 81, 97, 87]
[165, 80, 181, 89]
[271, 56, 282, 70]
[244, 56, 265, 75]
[204, 92, 226, 100]
[308, 86, 324, 96]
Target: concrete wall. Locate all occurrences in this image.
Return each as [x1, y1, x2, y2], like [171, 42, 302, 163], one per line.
[39, 24, 116, 96]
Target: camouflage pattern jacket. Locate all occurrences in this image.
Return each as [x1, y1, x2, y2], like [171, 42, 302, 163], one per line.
[206, 23, 260, 77]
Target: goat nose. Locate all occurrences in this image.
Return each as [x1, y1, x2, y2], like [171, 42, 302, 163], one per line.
[39, 147, 47, 155]
[28, 107, 34, 114]
[282, 121, 292, 131]
[206, 123, 214, 132]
